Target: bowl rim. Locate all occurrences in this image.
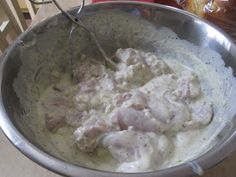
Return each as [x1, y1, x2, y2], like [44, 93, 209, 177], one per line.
[0, 1, 236, 177]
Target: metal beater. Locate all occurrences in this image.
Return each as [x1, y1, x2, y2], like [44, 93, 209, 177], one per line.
[29, 0, 116, 71]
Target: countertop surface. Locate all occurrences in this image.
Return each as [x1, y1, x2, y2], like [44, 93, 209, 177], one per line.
[1, 0, 236, 176]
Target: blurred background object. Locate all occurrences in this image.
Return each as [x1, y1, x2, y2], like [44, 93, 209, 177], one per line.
[0, 0, 38, 54]
[154, 0, 236, 42]
[0, 0, 90, 54]
[31, 0, 91, 25]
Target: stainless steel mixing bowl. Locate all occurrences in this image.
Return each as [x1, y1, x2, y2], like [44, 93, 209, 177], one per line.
[1, 2, 236, 177]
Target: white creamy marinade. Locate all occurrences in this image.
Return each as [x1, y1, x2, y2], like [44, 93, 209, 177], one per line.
[12, 9, 236, 172]
[38, 48, 216, 172]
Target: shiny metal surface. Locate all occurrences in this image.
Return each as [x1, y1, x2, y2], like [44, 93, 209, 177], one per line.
[31, 0, 116, 69]
[1, 2, 236, 177]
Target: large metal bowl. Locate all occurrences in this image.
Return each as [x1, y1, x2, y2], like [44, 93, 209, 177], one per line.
[1, 2, 236, 177]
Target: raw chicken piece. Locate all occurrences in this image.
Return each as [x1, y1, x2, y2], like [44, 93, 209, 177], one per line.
[41, 90, 69, 131]
[41, 91, 69, 111]
[140, 74, 177, 96]
[73, 58, 105, 83]
[115, 48, 170, 73]
[65, 109, 86, 127]
[78, 79, 97, 93]
[116, 90, 148, 110]
[102, 130, 171, 172]
[75, 90, 115, 113]
[115, 93, 132, 106]
[144, 52, 172, 76]
[149, 90, 213, 132]
[75, 92, 93, 111]
[173, 71, 202, 101]
[79, 75, 116, 93]
[123, 90, 148, 110]
[111, 107, 165, 132]
[115, 48, 144, 65]
[148, 93, 191, 131]
[98, 76, 116, 91]
[113, 89, 211, 133]
[75, 73, 116, 111]
[41, 88, 90, 130]
[74, 118, 111, 152]
[115, 61, 153, 89]
[45, 114, 65, 132]
[115, 49, 153, 89]
[184, 102, 213, 128]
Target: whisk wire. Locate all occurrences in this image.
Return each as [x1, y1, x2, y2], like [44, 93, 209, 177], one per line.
[28, 0, 52, 5]
[29, 0, 116, 70]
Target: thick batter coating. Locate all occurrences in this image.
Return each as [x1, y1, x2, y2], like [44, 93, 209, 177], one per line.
[39, 48, 213, 172]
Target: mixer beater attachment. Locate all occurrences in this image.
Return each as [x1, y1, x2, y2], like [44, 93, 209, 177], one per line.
[29, 0, 117, 71]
